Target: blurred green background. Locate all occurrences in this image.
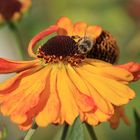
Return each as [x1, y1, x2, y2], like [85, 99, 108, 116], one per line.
[0, 0, 140, 139]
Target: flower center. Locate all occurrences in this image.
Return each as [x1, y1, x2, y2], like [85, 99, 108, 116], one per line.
[37, 35, 84, 65]
[37, 32, 119, 65]
[87, 31, 119, 64]
[0, 0, 22, 20]
[40, 35, 78, 56]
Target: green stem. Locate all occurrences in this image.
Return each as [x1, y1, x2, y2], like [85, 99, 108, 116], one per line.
[61, 123, 69, 140]
[85, 123, 98, 140]
[7, 21, 25, 59]
[23, 123, 38, 140]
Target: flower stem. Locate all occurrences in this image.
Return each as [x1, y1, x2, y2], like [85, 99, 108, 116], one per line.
[23, 123, 38, 140]
[7, 21, 25, 59]
[85, 123, 98, 140]
[61, 123, 69, 140]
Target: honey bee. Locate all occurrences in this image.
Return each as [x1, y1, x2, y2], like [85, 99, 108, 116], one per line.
[72, 29, 119, 64]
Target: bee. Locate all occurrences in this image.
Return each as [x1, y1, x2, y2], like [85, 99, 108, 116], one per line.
[76, 36, 93, 54]
[72, 29, 119, 64]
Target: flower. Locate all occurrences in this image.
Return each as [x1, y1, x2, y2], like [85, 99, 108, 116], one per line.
[0, 17, 139, 130]
[108, 62, 140, 129]
[0, 0, 31, 23]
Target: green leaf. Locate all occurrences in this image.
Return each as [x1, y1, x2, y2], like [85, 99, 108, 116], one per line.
[23, 122, 38, 140]
[133, 109, 140, 140]
[0, 122, 7, 140]
[61, 124, 69, 140]
[60, 117, 84, 140]
[85, 123, 97, 140]
[60, 117, 98, 140]
[68, 117, 84, 140]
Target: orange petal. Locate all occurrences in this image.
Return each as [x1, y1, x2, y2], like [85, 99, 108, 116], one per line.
[21, 0, 31, 13]
[12, 12, 21, 21]
[73, 22, 88, 36]
[56, 16, 73, 35]
[0, 65, 51, 119]
[18, 69, 51, 129]
[35, 65, 60, 127]
[17, 81, 49, 128]
[10, 114, 27, 124]
[117, 62, 140, 81]
[0, 14, 4, 23]
[86, 25, 102, 39]
[0, 58, 39, 74]
[19, 122, 32, 130]
[0, 65, 42, 96]
[28, 25, 58, 58]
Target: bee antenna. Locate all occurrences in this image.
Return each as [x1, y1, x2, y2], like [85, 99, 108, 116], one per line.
[83, 25, 88, 40]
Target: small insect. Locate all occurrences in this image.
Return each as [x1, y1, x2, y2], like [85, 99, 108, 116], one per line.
[71, 35, 94, 55]
[77, 36, 94, 54]
[72, 29, 119, 64]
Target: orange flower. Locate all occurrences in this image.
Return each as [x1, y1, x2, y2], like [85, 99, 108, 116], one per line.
[108, 61, 140, 129]
[0, 0, 31, 23]
[0, 17, 139, 130]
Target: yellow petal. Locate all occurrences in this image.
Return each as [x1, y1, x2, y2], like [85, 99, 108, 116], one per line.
[94, 109, 111, 122]
[83, 65, 135, 99]
[66, 64, 97, 112]
[84, 58, 112, 67]
[57, 63, 78, 124]
[83, 60, 133, 82]
[86, 113, 99, 125]
[75, 66, 135, 106]
[83, 80, 114, 115]
[66, 64, 89, 94]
